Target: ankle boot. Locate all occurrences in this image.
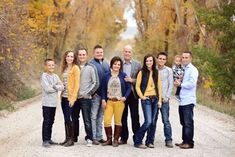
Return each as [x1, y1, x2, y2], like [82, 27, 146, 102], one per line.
[102, 126, 112, 146]
[64, 122, 74, 147]
[60, 123, 68, 145]
[113, 125, 122, 147]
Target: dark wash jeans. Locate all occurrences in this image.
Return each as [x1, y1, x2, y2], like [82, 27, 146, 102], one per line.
[42, 106, 56, 142]
[61, 97, 74, 123]
[155, 101, 172, 144]
[179, 103, 194, 145]
[134, 98, 158, 145]
[121, 91, 140, 141]
[72, 98, 93, 140]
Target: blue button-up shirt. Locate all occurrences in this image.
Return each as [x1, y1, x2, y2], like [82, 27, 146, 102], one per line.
[180, 63, 199, 106]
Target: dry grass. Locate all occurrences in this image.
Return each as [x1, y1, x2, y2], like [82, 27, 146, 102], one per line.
[197, 86, 235, 118]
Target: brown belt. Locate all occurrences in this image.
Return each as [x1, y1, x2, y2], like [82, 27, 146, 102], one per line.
[108, 98, 119, 101]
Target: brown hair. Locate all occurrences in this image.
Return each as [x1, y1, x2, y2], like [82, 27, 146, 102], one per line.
[61, 50, 77, 72]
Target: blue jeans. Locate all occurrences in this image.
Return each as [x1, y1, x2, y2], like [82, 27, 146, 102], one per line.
[72, 98, 93, 140]
[61, 97, 73, 123]
[42, 106, 56, 142]
[134, 98, 158, 145]
[156, 101, 172, 144]
[179, 104, 194, 145]
[91, 94, 104, 140]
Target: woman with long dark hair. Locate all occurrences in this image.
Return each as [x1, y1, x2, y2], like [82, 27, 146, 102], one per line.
[133, 54, 162, 149]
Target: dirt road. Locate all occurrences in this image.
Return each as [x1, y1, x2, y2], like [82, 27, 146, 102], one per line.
[0, 97, 234, 157]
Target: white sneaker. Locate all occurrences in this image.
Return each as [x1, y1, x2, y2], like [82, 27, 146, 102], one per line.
[86, 139, 92, 147]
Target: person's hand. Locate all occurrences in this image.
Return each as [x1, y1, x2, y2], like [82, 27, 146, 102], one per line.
[158, 101, 162, 108]
[142, 96, 149, 100]
[119, 97, 126, 102]
[174, 79, 181, 87]
[124, 76, 133, 83]
[69, 100, 75, 107]
[102, 100, 107, 109]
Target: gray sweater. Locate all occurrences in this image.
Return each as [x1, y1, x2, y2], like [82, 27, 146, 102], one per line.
[41, 72, 64, 107]
[78, 63, 99, 99]
[157, 66, 173, 102]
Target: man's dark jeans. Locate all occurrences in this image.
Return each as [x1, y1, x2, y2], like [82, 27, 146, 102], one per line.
[72, 98, 93, 140]
[179, 104, 194, 145]
[42, 106, 56, 142]
[121, 91, 140, 141]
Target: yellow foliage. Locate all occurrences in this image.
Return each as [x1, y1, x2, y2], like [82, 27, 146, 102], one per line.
[204, 78, 213, 89]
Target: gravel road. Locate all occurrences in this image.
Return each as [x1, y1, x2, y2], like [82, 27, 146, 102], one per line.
[0, 96, 234, 157]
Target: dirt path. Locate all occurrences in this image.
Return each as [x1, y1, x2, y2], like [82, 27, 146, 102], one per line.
[0, 97, 234, 157]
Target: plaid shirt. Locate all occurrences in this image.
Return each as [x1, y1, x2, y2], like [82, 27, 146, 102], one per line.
[172, 64, 184, 81]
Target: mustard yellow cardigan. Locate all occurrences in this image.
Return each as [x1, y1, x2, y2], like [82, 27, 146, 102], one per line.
[67, 65, 80, 105]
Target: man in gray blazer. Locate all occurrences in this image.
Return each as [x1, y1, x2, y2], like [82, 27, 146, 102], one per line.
[119, 45, 141, 144]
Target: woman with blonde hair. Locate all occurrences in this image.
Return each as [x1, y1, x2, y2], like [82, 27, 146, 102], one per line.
[60, 50, 80, 147]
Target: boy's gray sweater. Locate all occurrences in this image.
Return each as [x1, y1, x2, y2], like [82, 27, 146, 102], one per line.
[78, 63, 99, 99]
[41, 72, 64, 107]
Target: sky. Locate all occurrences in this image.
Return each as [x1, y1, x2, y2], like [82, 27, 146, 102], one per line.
[120, 7, 138, 39]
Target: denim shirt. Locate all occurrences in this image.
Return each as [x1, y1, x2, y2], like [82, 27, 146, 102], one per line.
[180, 63, 199, 106]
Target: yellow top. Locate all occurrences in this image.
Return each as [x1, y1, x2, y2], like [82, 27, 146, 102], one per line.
[67, 65, 80, 105]
[135, 71, 162, 101]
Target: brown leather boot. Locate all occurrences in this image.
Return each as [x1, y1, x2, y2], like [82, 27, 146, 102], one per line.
[113, 125, 122, 147]
[64, 122, 74, 147]
[60, 123, 69, 145]
[102, 126, 112, 146]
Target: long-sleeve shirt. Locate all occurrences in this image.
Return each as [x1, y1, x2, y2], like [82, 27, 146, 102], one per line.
[135, 71, 162, 101]
[41, 72, 64, 107]
[180, 63, 199, 106]
[157, 66, 174, 102]
[78, 63, 99, 99]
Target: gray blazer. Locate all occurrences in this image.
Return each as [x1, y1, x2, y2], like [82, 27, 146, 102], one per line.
[123, 59, 142, 98]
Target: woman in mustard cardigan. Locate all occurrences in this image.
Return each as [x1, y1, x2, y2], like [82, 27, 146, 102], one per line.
[60, 50, 80, 147]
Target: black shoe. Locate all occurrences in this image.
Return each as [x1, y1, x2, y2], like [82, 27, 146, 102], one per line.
[98, 139, 106, 144]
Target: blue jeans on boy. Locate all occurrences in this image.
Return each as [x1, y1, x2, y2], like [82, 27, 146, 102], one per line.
[72, 98, 93, 140]
[179, 103, 194, 145]
[156, 101, 172, 144]
[61, 97, 73, 123]
[42, 106, 56, 142]
[134, 98, 158, 146]
[91, 94, 104, 140]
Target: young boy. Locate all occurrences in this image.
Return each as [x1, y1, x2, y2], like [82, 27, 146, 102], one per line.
[172, 55, 184, 101]
[41, 59, 64, 147]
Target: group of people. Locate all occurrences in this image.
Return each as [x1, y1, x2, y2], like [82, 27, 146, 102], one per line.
[41, 44, 198, 150]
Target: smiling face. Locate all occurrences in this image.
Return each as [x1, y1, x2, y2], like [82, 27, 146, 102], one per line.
[157, 54, 167, 67]
[146, 56, 154, 69]
[123, 45, 132, 62]
[45, 60, 55, 74]
[78, 49, 87, 64]
[93, 48, 104, 60]
[66, 52, 75, 65]
[112, 60, 121, 72]
[182, 52, 192, 66]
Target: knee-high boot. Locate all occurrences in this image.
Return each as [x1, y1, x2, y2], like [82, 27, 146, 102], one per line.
[113, 125, 122, 147]
[60, 122, 69, 145]
[102, 126, 112, 146]
[64, 122, 74, 147]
